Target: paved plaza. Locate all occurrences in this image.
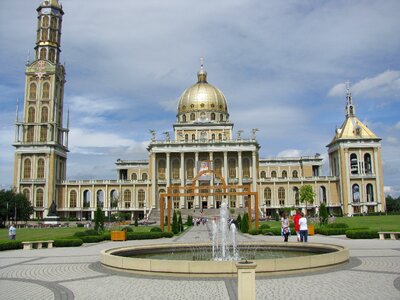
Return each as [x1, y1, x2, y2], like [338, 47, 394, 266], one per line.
[0, 224, 399, 300]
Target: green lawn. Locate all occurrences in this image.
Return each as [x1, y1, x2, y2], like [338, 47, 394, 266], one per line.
[0, 225, 158, 242]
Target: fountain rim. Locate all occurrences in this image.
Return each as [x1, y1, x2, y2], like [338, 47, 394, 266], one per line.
[100, 241, 349, 278]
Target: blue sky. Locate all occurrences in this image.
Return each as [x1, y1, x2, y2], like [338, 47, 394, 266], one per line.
[0, 0, 399, 196]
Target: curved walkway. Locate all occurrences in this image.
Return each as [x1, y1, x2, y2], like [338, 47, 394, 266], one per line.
[0, 224, 399, 299]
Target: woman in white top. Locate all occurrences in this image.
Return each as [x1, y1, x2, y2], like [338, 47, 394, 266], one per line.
[299, 213, 308, 242]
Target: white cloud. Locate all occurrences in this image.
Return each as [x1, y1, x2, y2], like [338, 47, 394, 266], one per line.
[386, 136, 398, 145]
[395, 122, 400, 130]
[277, 149, 302, 158]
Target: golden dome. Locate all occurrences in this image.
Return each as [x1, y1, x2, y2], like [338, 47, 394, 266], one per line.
[177, 66, 228, 117]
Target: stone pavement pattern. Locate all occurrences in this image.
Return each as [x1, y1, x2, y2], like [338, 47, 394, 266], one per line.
[0, 224, 399, 300]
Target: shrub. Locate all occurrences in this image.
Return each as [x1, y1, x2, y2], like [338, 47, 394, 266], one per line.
[76, 223, 84, 228]
[259, 223, 270, 230]
[94, 207, 104, 232]
[249, 228, 261, 235]
[346, 230, 379, 239]
[79, 235, 105, 243]
[236, 214, 242, 230]
[326, 223, 349, 229]
[261, 227, 282, 236]
[126, 232, 173, 240]
[319, 203, 329, 225]
[241, 213, 249, 233]
[134, 217, 138, 227]
[0, 240, 22, 251]
[150, 226, 162, 232]
[74, 229, 99, 237]
[172, 210, 179, 234]
[125, 227, 133, 232]
[102, 232, 111, 240]
[53, 238, 83, 247]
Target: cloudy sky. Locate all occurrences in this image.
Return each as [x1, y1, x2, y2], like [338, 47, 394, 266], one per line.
[0, 0, 399, 196]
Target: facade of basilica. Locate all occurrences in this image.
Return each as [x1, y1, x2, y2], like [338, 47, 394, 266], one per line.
[13, 0, 386, 221]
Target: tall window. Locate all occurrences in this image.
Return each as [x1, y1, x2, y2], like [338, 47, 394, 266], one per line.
[36, 189, 44, 207]
[228, 158, 236, 178]
[271, 171, 277, 178]
[364, 153, 372, 174]
[138, 190, 145, 208]
[366, 184, 374, 202]
[158, 160, 166, 180]
[41, 106, 48, 122]
[282, 170, 287, 178]
[96, 190, 104, 208]
[124, 190, 131, 208]
[190, 113, 195, 121]
[37, 158, 45, 179]
[40, 126, 47, 142]
[242, 158, 250, 178]
[185, 134, 188, 142]
[142, 173, 148, 181]
[42, 15, 49, 27]
[191, 134, 195, 141]
[40, 48, 47, 59]
[27, 126, 34, 142]
[350, 153, 358, 175]
[23, 189, 30, 202]
[214, 159, 222, 176]
[218, 133, 222, 140]
[23, 159, 31, 179]
[186, 159, 194, 179]
[292, 170, 298, 178]
[70, 190, 77, 208]
[278, 187, 285, 206]
[173, 188, 180, 209]
[352, 184, 360, 203]
[293, 187, 299, 205]
[110, 190, 119, 208]
[28, 107, 35, 122]
[131, 173, 137, 180]
[83, 190, 91, 208]
[42, 82, 50, 99]
[211, 113, 215, 120]
[260, 171, 266, 179]
[29, 83, 37, 100]
[182, 115, 186, 122]
[319, 186, 327, 204]
[264, 188, 271, 206]
[172, 159, 180, 179]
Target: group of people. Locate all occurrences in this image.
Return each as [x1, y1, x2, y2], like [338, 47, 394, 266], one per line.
[281, 210, 308, 242]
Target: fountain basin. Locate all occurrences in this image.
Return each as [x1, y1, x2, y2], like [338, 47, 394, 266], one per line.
[100, 242, 349, 277]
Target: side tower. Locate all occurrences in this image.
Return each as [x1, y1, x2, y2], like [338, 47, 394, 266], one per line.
[327, 86, 385, 215]
[13, 0, 68, 219]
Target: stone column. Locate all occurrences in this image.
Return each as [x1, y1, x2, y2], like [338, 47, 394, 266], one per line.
[236, 261, 257, 300]
[209, 151, 214, 208]
[195, 152, 199, 208]
[151, 153, 157, 208]
[180, 152, 185, 208]
[238, 151, 243, 207]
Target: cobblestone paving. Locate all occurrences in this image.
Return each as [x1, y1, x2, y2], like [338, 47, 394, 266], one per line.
[0, 224, 399, 300]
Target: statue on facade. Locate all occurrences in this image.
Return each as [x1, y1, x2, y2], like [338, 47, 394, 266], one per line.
[48, 200, 58, 216]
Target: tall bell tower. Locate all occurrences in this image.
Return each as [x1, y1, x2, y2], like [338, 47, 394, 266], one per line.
[13, 0, 69, 219]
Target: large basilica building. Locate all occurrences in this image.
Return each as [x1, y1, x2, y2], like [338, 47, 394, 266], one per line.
[13, 0, 386, 222]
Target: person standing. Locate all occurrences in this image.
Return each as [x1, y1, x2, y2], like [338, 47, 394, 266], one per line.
[9, 224, 16, 240]
[281, 212, 290, 242]
[299, 213, 308, 242]
[293, 209, 301, 242]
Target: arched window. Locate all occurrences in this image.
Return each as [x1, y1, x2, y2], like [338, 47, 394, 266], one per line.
[172, 159, 180, 179]
[158, 160, 166, 180]
[242, 158, 250, 178]
[50, 17, 56, 29]
[271, 171, 277, 178]
[350, 153, 358, 175]
[292, 170, 298, 178]
[28, 107, 35, 122]
[138, 190, 145, 208]
[142, 173, 148, 181]
[218, 133, 222, 140]
[264, 188, 271, 206]
[228, 158, 236, 178]
[42, 82, 50, 99]
[96, 190, 104, 208]
[40, 47, 47, 59]
[27, 126, 34, 142]
[282, 170, 287, 178]
[23, 188, 30, 202]
[182, 115, 186, 122]
[352, 184, 360, 203]
[41, 106, 48, 122]
[124, 190, 131, 208]
[29, 83, 37, 100]
[36, 189, 44, 207]
[260, 171, 266, 179]
[278, 187, 285, 206]
[186, 159, 194, 179]
[214, 159, 222, 176]
[191, 134, 195, 141]
[83, 190, 91, 208]
[70, 190, 77, 208]
[23, 159, 31, 179]
[37, 158, 45, 179]
[185, 134, 188, 142]
[172, 188, 180, 209]
[42, 15, 49, 27]
[211, 113, 215, 120]
[40, 126, 47, 142]
[211, 133, 215, 141]
[220, 114, 223, 121]
[364, 153, 372, 174]
[190, 113, 195, 121]
[319, 186, 327, 204]
[229, 188, 237, 208]
[293, 187, 299, 205]
[131, 173, 137, 180]
[366, 184, 374, 202]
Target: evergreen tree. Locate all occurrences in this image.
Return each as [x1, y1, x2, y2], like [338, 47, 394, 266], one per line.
[319, 202, 329, 225]
[178, 213, 183, 232]
[172, 210, 179, 234]
[241, 213, 249, 233]
[94, 207, 104, 232]
[134, 216, 138, 227]
[236, 214, 242, 230]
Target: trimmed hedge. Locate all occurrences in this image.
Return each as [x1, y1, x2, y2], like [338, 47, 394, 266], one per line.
[150, 227, 162, 232]
[79, 235, 105, 243]
[0, 240, 22, 251]
[326, 223, 349, 229]
[262, 227, 282, 236]
[74, 229, 100, 237]
[248, 228, 261, 235]
[126, 232, 173, 240]
[125, 227, 133, 232]
[346, 230, 379, 239]
[54, 238, 83, 247]
[259, 224, 270, 230]
[316, 227, 369, 235]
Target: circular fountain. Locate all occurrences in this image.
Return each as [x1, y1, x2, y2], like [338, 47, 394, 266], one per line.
[101, 203, 349, 277]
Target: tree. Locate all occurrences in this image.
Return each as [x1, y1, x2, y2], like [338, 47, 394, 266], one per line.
[178, 213, 183, 232]
[386, 195, 400, 212]
[172, 210, 179, 234]
[319, 202, 329, 225]
[299, 185, 316, 215]
[94, 207, 104, 232]
[241, 213, 249, 233]
[0, 189, 33, 226]
[236, 214, 242, 230]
